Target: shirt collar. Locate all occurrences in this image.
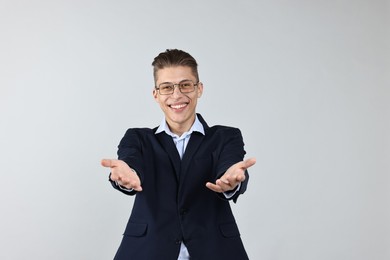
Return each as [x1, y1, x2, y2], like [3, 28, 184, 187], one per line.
[155, 114, 205, 138]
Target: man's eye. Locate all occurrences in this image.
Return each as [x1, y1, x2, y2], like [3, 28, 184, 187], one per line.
[161, 85, 173, 91]
[180, 82, 192, 88]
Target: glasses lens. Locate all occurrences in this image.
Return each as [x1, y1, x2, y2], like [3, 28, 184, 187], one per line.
[179, 81, 195, 93]
[158, 83, 174, 95]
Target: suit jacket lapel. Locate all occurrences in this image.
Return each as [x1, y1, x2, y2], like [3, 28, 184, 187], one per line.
[155, 131, 181, 180]
[181, 131, 207, 179]
[181, 132, 204, 169]
[181, 114, 209, 176]
[154, 114, 209, 181]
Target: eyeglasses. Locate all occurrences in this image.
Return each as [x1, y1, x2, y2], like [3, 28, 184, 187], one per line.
[155, 80, 199, 95]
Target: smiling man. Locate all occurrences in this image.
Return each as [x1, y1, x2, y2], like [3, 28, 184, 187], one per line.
[101, 49, 256, 260]
[153, 65, 202, 136]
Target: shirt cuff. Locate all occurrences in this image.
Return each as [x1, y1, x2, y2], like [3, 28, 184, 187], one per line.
[115, 181, 134, 192]
[223, 183, 241, 199]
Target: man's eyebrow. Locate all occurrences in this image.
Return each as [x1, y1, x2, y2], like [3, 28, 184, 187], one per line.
[159, 79, 192, 84]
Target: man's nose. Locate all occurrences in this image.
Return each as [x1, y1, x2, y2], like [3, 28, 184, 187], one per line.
[172, 85, 183, 97]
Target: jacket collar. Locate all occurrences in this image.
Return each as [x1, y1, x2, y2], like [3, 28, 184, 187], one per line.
[154, 113, 207, 181]
[155, 114, 205, 137]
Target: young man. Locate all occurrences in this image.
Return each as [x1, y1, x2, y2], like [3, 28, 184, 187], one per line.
[101, 49, 256, 260]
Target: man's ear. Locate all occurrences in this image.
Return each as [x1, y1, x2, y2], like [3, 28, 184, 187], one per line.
[153, 89, 158, 101]
[197, 82, 204, 98]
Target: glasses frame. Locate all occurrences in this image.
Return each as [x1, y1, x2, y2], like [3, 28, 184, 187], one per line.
[155, 80, 199, 95]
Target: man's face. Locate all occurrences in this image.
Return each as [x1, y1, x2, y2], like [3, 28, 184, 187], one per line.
[153, 66, 203, 133]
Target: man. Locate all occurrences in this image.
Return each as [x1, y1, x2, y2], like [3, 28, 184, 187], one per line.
[101, 49, 256, 259]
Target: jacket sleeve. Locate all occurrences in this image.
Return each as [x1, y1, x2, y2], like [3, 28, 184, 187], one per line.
[108, 128, 145, 196]
[215, 127, 249, 203]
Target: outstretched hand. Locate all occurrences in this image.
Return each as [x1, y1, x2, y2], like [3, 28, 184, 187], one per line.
[206, 158, 256, 193]
[101, 159, 142, 191]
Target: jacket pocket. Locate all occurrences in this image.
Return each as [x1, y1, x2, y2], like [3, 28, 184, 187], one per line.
[219, 222, 240, 238]
[123, 222, 148, 237]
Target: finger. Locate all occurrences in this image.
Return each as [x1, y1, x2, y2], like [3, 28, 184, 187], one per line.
[219, 177, 230, 184]
[133, 184, 143, 192]
[241, 157, 256, 170]
[110, 175, 119, 183]
[118, 174, 143, 191]
[235, 174, 246, 182]
[127, 179, 142, 191]
[101, 159, 114, 168]
[216, 179, 230, 187]
[235, 172, 246, 182]
[216, 179, 234, 191]
[205, 182, 223, 193]
[225, 176, 244, 185]
[224, 172, 245, 183]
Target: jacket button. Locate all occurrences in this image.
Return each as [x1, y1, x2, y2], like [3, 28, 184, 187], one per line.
[175, 239, 182, 244]
[180, 208, 187, 215]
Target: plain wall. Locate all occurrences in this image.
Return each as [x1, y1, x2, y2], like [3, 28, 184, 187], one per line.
[1, 0, 389, 259]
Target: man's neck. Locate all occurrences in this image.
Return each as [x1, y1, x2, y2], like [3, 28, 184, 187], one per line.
[167, 116, 196, 137]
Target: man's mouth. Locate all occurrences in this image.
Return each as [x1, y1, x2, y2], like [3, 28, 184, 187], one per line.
[169, 103, 188, 109]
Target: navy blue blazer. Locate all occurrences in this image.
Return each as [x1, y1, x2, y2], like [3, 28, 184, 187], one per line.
[110, 114, 250, 260]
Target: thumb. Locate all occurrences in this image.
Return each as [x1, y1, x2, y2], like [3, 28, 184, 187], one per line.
[242, 157, 256, 169]
[101, 159, 115, 168]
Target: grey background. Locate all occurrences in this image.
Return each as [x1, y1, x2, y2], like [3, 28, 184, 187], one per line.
[1, 0, 389, 259]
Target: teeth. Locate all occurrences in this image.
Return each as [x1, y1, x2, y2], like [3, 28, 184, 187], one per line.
[171, 104, 187, 109]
